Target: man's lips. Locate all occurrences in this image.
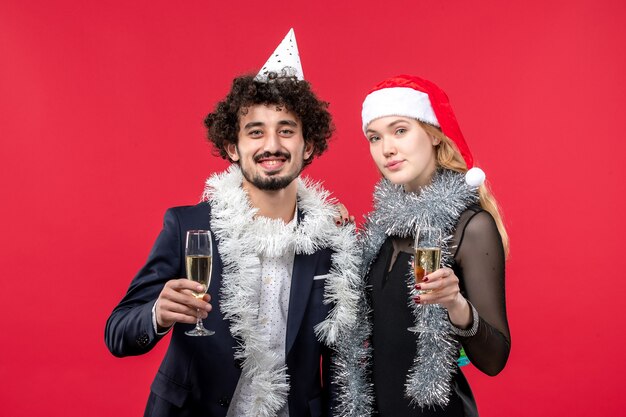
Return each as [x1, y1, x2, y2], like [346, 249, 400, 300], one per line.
[257, 157, 287, 171]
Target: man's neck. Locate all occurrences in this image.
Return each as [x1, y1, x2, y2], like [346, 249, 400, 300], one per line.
[242, 179, 298, 223]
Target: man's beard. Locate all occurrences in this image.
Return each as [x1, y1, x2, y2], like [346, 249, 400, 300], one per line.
[240, 151, 303, 191]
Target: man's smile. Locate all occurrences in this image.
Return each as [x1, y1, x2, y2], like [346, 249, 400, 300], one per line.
[254, 153, 290, 173]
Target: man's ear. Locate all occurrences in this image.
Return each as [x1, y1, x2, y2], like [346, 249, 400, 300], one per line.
[303, 141, 314, 160]
[226, 143, 240, 161]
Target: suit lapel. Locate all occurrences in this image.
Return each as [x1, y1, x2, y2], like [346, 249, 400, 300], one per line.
[285, 250, 318, 356]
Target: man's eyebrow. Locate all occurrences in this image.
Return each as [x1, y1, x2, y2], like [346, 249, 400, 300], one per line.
[243, 121, 264, 130]
[243, 120, 297, 129]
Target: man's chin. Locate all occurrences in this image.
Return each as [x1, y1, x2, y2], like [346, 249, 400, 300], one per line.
[243, 171, 298, 191]
[253, 177, 296, 191]
[261, 168, 283, 176]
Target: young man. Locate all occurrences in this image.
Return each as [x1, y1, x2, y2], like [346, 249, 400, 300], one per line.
[105, 29, 359, 417]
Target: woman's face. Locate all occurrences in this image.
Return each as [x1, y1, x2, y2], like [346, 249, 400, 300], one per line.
[366, 116, 439, 192]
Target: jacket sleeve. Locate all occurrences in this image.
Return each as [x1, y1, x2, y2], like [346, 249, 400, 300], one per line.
[104, 208, 182, 357]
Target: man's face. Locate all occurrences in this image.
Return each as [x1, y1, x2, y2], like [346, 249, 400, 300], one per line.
[227, 104, 312, 191]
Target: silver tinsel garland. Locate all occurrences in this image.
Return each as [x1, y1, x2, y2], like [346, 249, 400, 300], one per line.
[203, 166, 361, 417]
[336, 169, 479, 414]
[332, 300, 374, 417]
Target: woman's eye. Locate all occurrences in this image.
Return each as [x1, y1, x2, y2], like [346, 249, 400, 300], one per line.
[396, 128, 407, 135]
[368, 135, 380, 143]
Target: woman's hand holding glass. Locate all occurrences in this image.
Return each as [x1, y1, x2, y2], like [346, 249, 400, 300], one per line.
[413, 267, 461, 308]
[413, 267, 473, 329]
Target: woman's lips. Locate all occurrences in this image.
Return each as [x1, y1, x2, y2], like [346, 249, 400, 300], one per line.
[385, 160, 404, 171]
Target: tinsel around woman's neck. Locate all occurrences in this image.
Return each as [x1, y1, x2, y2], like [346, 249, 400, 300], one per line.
[368, 169, 479, 239]
[332, 169, 480, 414]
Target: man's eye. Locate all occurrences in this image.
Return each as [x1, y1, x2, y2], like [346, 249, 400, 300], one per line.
[279, 129, 295, 135]
[249, 130, 263, 137]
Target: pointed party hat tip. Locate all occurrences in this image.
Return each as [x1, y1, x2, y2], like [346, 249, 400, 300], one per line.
[255, 28, 304, 82]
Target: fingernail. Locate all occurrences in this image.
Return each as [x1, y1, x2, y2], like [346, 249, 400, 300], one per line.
[423, 276, 429, 282]
[413, 296, 421, 303]
[335, 220, 341, 226]
[415, 284, 421, 290]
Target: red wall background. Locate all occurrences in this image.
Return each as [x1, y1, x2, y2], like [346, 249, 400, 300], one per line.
[1, 1, 625, 416]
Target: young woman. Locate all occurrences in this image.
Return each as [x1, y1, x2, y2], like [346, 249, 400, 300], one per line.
[334, 75, 510, 417]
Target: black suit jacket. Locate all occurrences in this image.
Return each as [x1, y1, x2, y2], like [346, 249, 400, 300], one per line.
[105, 202, 333, 417]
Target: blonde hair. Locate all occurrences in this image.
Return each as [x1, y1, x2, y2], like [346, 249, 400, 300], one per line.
[419, 122, 510, 257]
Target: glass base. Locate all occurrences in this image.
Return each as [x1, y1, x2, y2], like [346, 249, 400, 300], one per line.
[408, 326, 426, 333]
[185, 327, 215, 336]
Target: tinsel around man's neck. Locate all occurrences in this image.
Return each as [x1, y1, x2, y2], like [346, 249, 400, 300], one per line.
[202, 165, 362, 417]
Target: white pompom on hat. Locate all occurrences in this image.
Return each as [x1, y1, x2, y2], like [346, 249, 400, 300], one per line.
[465, 167, 486, 187]
[361, 74, 485, 187]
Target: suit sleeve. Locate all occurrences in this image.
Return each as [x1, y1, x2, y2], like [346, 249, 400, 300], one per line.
[104, 208, 182, 357]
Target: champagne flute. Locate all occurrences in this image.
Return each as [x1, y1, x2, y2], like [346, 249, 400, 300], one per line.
[408, 226, 442, 333]
[185, 230, 214, 336]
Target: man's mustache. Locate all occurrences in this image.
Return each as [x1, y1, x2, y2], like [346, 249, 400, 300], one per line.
[253, 151, 291, 162]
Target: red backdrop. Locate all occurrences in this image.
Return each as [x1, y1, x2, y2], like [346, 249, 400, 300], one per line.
[1, 1, 625, 416]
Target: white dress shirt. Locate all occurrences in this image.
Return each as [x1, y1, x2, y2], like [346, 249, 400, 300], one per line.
[227, 215, 296, 417]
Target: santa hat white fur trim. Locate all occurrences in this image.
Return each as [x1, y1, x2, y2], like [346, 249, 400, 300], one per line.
[362, 87, 439, 133]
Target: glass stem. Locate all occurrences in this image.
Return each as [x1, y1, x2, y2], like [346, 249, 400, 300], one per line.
[195, 309, 203, 330]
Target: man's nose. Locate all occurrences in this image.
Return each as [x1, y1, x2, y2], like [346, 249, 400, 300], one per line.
[262, 131, 281, 153]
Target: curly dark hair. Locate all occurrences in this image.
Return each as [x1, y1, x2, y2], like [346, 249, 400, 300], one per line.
[204, 74, 334, 166]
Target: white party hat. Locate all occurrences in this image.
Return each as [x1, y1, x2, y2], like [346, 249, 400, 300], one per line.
[255, 28, 304, 82]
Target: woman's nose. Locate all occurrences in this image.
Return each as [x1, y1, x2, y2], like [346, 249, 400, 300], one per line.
[382, 137, 396, 156]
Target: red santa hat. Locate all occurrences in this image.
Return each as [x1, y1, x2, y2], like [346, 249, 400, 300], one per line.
[361, 74, 485, 187]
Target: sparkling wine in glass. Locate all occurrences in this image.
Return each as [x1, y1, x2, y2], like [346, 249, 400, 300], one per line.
[185, 230, 214, 336]
[408, 226, 442, 333]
